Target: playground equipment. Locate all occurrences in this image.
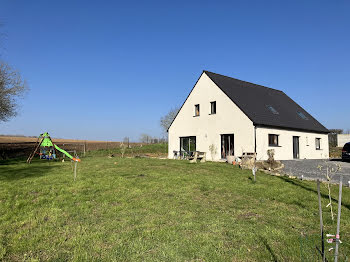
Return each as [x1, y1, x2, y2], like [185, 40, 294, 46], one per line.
[27, 132, 81, 164]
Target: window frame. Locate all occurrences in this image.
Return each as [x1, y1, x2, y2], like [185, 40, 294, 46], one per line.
[210, 101, 216, 115]
[180, 136, 196, 154]
[268, 134, 279, 147]
[315, 138, 321, 150]
[194, 104, 200, 117]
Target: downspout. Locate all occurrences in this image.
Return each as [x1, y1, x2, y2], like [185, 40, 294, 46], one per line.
[254, 125, 257, 155]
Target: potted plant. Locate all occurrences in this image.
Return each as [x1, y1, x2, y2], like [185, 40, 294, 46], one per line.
[226, 155, 235, 164]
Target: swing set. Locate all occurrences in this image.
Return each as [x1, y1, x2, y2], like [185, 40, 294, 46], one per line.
[27, 132, 81, 164]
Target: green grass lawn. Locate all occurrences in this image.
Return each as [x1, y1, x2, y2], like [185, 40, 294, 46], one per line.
[1, 152, 349, 261]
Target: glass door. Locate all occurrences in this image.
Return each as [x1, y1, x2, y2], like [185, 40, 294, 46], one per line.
[180, 136, 196, 157]
[293, 136, 299, 159]
[221, 134, 234, 158]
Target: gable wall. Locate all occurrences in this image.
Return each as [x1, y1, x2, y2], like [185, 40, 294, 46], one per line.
[168, 73, 255, 160]
[256, 127, 329, 160]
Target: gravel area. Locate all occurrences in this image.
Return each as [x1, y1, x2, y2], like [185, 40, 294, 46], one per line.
[281, 159, 350, 185]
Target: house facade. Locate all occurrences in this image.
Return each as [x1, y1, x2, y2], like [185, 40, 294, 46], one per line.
[168, 71, 329, 161]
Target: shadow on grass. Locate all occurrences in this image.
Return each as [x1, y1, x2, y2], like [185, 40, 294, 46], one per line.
[0, 161, 58, 181]
[277, 176, 350, 211]
[0, 157, 27, 165]
[260, 236, 278, 261]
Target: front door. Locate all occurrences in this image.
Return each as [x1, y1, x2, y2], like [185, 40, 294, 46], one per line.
[221, 134, 234, 158]
[293, 136, 300, 159]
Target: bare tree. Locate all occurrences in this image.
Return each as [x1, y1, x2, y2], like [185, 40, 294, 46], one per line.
[160, 107, 180, 134]
[0, 61, 27, 122]
[139, 133, 152, 144]
[120, 142, 127, 158]
[329, 129, 343, 134]
[123, 137, 130, 147]
[0, 23, 28, 122]
[317, 162, 342, 220]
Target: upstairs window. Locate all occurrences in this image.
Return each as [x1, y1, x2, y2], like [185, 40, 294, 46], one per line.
[210, 101, 216, 114]
[268, 134, 279, 146]
[267, 105, 279, 115]
[316, 138, 321, 150]
[194, 104, 200, 116]
[297, 111, 309, 120]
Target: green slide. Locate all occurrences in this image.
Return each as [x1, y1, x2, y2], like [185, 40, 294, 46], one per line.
[54, 144, 74, 160]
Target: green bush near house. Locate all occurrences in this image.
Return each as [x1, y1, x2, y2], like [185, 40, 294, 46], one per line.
[0, 154, 349, 261]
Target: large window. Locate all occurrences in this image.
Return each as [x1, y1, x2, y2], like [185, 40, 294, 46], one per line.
[194, 104, 200, 116]
[315, 138, 321, 150]
[180, 136, 196, 153]
[210, 101, 216, 114]
[268, 134, 279, 146]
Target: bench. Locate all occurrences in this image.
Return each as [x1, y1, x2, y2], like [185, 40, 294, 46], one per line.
[189, 151, 206, 163]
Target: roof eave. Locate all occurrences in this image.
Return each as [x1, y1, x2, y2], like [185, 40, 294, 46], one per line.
[254, 123, 329, 134]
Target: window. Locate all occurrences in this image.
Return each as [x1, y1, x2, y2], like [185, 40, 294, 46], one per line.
[316, 138, 321, 150]
[267, 105, 279, 115]
[180, 136, 196, 153]
[297, 111, 309, 120]
[268, 134, 279, 146]
[194, 104, 200, 116]
[210, 101, 216, 114]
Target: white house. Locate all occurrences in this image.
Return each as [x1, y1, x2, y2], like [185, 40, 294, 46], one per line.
[168, 71, 329, 161]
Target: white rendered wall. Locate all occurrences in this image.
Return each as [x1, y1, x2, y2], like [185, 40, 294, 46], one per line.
[337, 134, 350, 147]
[168, 73, 255, 161]
[255, 127, 329, 160]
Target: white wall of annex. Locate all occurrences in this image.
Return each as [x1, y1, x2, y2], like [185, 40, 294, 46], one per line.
[255, 127, 329, 160]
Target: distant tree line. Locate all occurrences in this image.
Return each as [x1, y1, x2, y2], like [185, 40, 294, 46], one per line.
[139, 134, 166, 144]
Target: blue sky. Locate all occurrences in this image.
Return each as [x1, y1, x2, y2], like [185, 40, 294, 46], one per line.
[1, 0, 349, 141]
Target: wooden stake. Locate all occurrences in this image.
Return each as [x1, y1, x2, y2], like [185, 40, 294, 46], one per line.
[334, 175, 343, 262]
[317, 179, 325, 262]
[74, 161, 77, 181]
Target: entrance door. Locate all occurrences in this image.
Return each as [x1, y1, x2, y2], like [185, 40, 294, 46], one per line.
[293, 136, 300, 159]
[221, 134, 234, 158]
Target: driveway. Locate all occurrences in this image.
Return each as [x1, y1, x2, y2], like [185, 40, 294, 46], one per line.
[281, 159, 350, 185]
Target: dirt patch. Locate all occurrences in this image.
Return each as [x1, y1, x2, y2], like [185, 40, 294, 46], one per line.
[237, 212, 261, 220]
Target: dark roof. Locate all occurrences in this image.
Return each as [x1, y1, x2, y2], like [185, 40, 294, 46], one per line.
[204, 71, 329, 133]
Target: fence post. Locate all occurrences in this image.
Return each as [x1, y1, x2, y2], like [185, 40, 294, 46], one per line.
[74, 161, 77, 181]
[317, 179, 325, 262]
[334, 175, 343, 262]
